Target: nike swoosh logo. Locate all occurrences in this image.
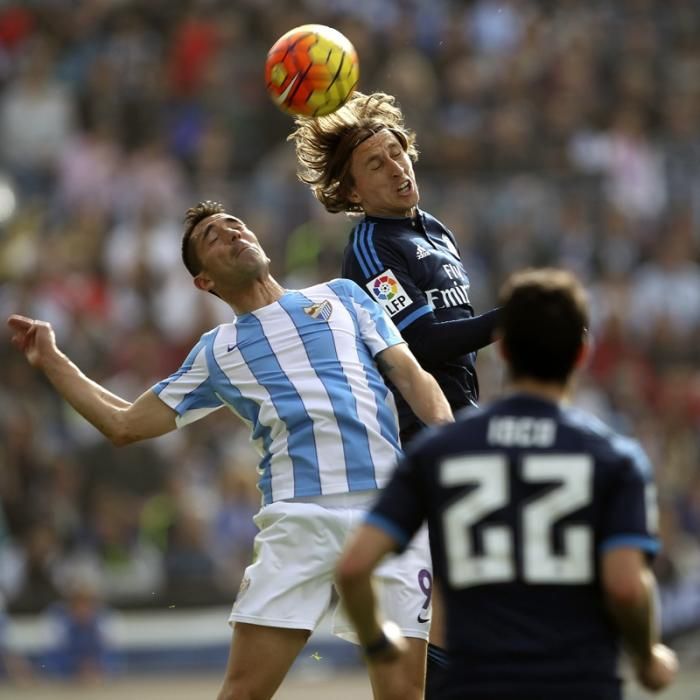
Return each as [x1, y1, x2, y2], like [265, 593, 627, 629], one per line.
[227, 344, 236, 352]
[417, 614, 430, 624]
[275, 73, 299, 105]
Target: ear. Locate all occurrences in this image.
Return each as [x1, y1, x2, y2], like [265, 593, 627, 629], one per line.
[573, 339, 590, 370]
[193, 273, 214, 293]
[494, 333, 507, 363]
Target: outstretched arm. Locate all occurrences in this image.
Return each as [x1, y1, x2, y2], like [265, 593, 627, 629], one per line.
[8, 314, 177, 445]
[376, 343, 453, 427]
[401, 308, 500, 365]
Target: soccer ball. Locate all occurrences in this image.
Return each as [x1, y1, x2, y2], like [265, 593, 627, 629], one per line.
[265, 24, 359, 117]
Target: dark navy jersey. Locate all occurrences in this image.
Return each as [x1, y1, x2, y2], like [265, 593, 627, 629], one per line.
[367, 394, 660, 699]
[342, 209, 494, 437]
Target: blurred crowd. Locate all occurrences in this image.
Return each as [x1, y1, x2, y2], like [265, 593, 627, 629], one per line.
[0, 0, 699, 677]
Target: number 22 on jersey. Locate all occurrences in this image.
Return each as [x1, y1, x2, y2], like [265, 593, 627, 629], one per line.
[441, 454, 593, 588]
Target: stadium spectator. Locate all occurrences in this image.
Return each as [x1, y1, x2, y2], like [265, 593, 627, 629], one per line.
[337, 267, 679, 700]
[0, 33, 75, 198]
[41, 563, 118, 682]
[0, 591, 34, 685]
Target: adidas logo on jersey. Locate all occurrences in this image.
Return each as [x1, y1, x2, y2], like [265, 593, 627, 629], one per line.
[416, 245, 431, 260]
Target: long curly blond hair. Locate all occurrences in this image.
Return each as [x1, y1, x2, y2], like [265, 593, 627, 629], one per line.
[288, 92, 418, 214]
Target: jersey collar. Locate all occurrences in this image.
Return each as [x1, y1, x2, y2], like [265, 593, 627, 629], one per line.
[363, 207, 423, 223]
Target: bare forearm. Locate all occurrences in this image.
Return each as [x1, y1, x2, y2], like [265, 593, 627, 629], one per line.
[39, 348, 130, 441]
[396, 371, 453, 426]
[338, 573, 383, 647]
[606, 569, 658, 666]
[376, 346, 453, 426]
[380, 356, 454, 425]
[336, 526, 400, 647]
[6, 314, 174, 444]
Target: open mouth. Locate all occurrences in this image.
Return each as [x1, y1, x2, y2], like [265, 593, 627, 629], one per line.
[398, 180, 412, 194]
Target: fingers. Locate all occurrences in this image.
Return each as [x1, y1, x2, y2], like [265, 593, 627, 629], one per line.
[9, 326, 33, 353]
[7, 314, 34, 332]
[637, 644, 679, 691]
[655, 644, 679, 684]
[6, 315, 41, 354]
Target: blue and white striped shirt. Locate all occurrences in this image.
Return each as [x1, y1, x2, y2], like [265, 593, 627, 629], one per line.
[153, 279, 404, 504]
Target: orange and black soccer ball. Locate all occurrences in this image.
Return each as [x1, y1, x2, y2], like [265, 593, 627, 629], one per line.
[265, 24, 359, 117]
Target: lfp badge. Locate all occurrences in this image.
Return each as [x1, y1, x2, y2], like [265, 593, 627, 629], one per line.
[367, 269, 412, 317]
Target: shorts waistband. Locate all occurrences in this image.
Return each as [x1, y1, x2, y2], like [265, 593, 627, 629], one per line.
[285, 490, 379, 509]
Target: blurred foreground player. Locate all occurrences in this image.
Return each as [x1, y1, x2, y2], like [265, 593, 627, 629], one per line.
[336, 268, 678, 699]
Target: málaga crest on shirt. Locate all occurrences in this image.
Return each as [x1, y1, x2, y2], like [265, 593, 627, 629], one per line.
[366, 269, 413, 317]
[303, 300, 333, 321]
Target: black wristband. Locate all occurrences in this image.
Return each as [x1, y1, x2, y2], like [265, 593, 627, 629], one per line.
[363, 621, 401, 659]
[364, 629, 392, 658]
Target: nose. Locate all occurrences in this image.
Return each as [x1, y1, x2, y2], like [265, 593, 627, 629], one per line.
[388, 158, 404, 177]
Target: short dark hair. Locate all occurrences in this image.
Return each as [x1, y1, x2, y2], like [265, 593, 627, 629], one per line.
[497, 268, 589, 383]
[181, 200, 226, 276]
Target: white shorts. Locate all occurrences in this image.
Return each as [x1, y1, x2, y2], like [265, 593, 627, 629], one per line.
[228, 491, 432, 643]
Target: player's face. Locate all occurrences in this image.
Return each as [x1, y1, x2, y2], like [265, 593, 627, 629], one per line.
[191, 213, 270, 293]
[347, 130, 419, 217]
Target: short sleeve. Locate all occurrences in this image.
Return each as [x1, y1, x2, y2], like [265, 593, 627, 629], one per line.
[599, 437, 660, 556]
[152, 330, 223, 427]
[328, 278, 405, 356]
[343, 225, 433, 330]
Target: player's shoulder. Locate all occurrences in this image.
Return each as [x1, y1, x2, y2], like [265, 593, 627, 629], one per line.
[168, 325, 226, 373]
[196, 324, 225, 347]
[559, 404, 631, 451]
[344, 217, 411, 259]
[207, 321, 240, 354]
[304, 278, 378, 310]
[561, 405, 653, 480]
[420, 209, 448, 230]
[318, 277, 364, 298]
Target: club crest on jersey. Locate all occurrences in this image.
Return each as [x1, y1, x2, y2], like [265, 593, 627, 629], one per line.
[303, 300, 333, 321]
[367, 269, 412, 317]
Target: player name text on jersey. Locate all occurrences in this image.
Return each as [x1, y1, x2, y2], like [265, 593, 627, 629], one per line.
[486, 416, 556, 447]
